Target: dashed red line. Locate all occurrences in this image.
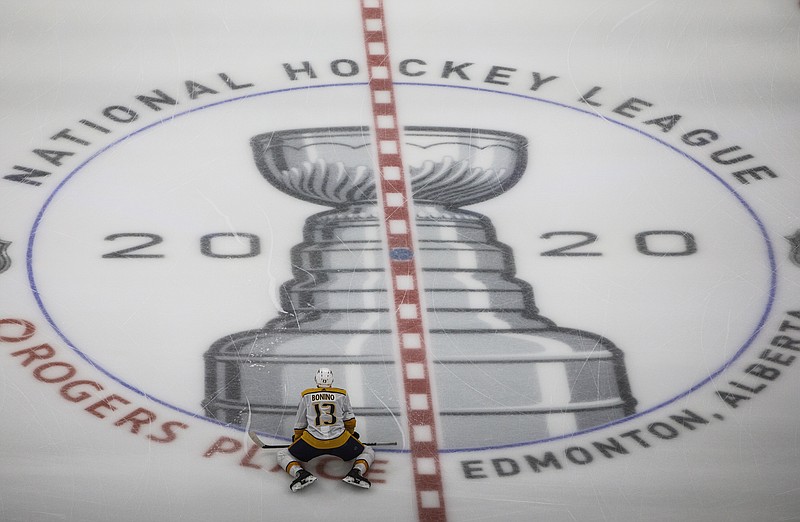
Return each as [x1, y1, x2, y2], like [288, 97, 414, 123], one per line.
[358, 1, 447, 520]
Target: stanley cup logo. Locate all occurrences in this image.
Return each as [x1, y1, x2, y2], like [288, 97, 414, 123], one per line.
[203, 126, 636, 448]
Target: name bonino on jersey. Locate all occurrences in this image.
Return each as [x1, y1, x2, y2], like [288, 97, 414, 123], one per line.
[302, 387, 347, 402]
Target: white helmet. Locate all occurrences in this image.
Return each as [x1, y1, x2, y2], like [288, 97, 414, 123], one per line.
[315, 368, 334, 388]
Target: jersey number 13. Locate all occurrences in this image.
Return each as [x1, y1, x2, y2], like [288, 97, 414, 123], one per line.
[313, 403, 337, 426]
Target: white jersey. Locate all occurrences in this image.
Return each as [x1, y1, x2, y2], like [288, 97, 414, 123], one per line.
[293, 387, 356, 442]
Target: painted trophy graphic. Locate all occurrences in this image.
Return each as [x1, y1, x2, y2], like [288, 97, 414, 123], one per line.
[203, 126, 636, 448]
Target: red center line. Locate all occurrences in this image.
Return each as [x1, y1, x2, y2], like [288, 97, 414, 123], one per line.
[358, 1, 447, 520]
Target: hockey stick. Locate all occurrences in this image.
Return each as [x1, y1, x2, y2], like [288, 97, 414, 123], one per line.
[248, 430, 397, 449]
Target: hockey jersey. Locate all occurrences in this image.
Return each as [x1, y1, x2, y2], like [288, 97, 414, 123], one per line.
[293, 387, 357, 448]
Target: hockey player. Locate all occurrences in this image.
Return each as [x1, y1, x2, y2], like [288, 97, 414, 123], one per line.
[277, 368, 375, 492]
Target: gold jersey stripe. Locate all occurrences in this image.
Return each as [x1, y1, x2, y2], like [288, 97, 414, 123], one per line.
[300, 430, 351, 449]
[301, 387, 347, 396]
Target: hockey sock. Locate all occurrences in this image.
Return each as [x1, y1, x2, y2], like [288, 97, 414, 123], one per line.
[286, 462, 302, 477]
[354, 459, 369, 475]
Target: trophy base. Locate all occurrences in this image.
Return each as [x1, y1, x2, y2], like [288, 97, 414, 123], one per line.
[203, 318, 636, 449]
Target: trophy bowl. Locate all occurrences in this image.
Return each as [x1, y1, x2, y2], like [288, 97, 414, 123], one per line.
[251, 126, 528, 208]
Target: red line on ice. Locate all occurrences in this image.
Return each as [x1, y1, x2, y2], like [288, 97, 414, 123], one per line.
[359, 1, 447, 520]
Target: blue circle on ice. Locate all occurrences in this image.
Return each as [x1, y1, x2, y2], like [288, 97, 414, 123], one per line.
[26, 81, 777, 452]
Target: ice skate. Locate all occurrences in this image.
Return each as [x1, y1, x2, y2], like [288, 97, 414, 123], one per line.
[342, 468, 371, 489]
[290, 469, 317, 492]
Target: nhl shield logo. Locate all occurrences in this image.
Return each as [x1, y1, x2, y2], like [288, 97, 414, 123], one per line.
[0, 239, 11, 274]
[786, 230, 800, 268]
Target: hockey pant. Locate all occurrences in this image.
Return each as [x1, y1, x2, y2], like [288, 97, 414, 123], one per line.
[277, 434, 375, 476]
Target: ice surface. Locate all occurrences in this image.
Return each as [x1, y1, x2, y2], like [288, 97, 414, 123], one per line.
[1, 1, 799, 521]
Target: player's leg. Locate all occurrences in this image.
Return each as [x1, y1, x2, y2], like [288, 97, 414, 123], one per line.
[277, 441, 318, 492]
[332, 435, 375, 489]
[343, 444, 374, 488]
[276, 447, 305, 477]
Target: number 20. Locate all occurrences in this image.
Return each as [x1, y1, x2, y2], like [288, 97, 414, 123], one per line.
[102, 232, 260, 259]
[541, 230, 697, 257]
[101, 229, 697, 259]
